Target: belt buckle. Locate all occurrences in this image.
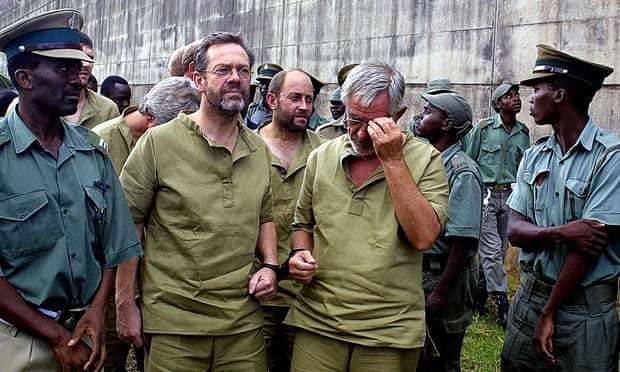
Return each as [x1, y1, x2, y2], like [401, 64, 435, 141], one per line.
[56, 309, 86, 332]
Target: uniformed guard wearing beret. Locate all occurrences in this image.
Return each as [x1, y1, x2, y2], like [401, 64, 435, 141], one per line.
[0, 8, 142, 371]
[466, 78, 530, 327]
[501, 44, 618, 372]
[415, 91, 483, 372]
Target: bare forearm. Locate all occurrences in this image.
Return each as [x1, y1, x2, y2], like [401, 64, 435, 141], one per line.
[90, 268, 115, 314]
[291, 230, 314, 252]
[116, 257, 139, 306]
[541, 252, 595, 318]
[435, 238, 475, 294]
[383, 158, 440, 250]
[0, 278, 68, 345]
[256, 221, 278, 265]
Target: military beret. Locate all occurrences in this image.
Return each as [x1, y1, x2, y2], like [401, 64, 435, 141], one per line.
[491, 83, 519, 105]
[329, 87, 342, 102]
[256, 62, 283, 81]
[425, 78, 454, 95]
[521, 44, 613, 90]
[421, 92, 473, 139]
[337, 63, 359, 87]
[0, 9, 93, 62]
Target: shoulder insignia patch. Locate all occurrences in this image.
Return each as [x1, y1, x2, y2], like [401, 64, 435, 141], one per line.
[451, 154, 468, 172]
[86, 130, 109, 155]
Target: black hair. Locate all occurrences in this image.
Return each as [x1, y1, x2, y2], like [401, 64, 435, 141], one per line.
[6, 52, 41, 88]
[0, 88, 18, 116]
[101, 75, 129, 97]
[78, 31, 93, 48]
[547, 75, 595, 113]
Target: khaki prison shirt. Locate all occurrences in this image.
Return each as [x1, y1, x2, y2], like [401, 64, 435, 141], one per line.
[120, 112, 273, 335]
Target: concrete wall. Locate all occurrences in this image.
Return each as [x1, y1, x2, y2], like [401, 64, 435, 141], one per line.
[1, 0, 618, 140]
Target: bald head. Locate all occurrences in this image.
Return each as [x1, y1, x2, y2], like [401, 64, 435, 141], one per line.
[267, 69, 314, 132]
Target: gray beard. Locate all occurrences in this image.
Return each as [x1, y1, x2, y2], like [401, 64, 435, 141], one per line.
[348, 133, 375, 156]
[220, 97, 246, 114]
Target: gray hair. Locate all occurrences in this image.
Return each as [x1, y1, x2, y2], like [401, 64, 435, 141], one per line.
[138, 77, 201, 125]
[340, 61, 405, 116]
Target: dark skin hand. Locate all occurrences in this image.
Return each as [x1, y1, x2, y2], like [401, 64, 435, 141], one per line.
[426, 237, 477, 314]
[508, 210, 608, 364]
[508, 211, 607, 257]
[0, 275, 108, 371]
[532, 252, 596, 365]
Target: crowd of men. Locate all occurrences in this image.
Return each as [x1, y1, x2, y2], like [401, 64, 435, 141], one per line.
[0, 8, 618, 372]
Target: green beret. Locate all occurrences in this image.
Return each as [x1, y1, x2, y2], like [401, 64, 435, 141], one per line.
[421, 92, 473, 139]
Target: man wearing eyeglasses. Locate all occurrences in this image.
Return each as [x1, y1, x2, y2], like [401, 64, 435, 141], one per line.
[116, 32, 278, 371]
[285, 61, 449, 371]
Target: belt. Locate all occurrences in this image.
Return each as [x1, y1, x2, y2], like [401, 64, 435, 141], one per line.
[523, 274, 617, 305]
[485, 183, 511, 191]
[0, 305, 89, 331]
[55, 306, 89, 331]
[423, 255, 447, 273]
[423, 255, 476, 273]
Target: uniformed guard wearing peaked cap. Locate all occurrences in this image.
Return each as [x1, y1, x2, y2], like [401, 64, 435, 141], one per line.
[520, 44, 613, 90]
[0, 8, 93, 62]
[337, 63, 359, 87]
[303, 70, 326, 94]
[256, 62, 283, 82]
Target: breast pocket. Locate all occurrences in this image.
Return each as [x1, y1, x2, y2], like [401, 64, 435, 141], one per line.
[565, 178, 589, 221]
[0, 190, 60, 258]
[480, 143, 501, 164]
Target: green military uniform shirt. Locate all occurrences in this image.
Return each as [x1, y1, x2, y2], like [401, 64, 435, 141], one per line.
[316, 118, 347, 140]
[0, 110, 142, 311]
[466, 114, 530, 184]
[307, 110, 329, 131]
[284, 133, 449, 349]
[77, 89, 120, 129]
[257, 124, 325, 306]
[508, 119, 620, 286]
[93, 106, 138, 174]
[427, 142, 483, 256]
[120, 112, 273, 335]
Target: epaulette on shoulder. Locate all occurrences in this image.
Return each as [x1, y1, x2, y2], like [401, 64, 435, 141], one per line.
[450, 153, 468, 173]
[86, 130, 109, 155]
[477, 117, 494, 129]
[0, 119, 10, 146]
[595, 130, 620, 150]
[535, 135, 550, 145]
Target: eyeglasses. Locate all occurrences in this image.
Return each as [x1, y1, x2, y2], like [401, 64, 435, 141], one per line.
[199, 66, 251, 80]
[344, 114, 371, 129]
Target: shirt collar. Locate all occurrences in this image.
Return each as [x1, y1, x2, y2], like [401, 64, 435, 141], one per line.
[441, 141, 463, 167]
[8, 109, 93, 154]
[541, 117, 596, 154]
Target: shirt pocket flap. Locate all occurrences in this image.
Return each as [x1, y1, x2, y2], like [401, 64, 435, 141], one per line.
[522, 169, 548, 186]
[565, 178, 589, 197]
[0, 190, 48, 221]
[83, 185, 108, 211]
[481, 143, 501, 153]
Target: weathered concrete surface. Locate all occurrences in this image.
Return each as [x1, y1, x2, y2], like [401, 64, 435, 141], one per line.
[1, 0, 618, 140]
